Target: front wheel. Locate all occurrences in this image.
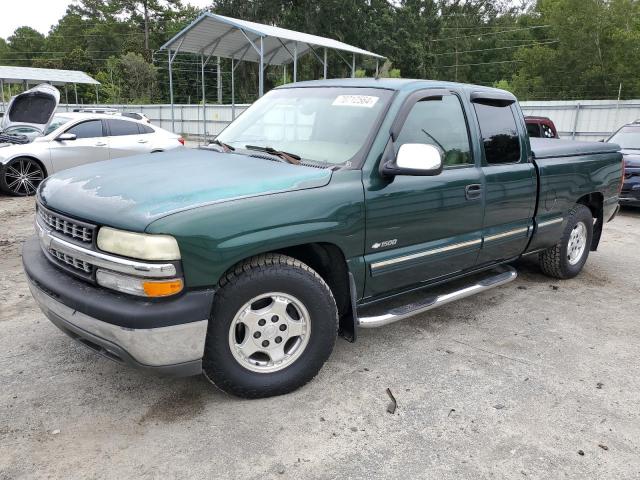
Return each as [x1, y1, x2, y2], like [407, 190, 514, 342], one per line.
[1, 157, 45, 196]
[539, 204, 593, 279]
[203, 254, 338, 398]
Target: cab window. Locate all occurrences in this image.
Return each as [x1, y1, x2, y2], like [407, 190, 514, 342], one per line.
[474, 103, 521, 164]
[66, 120, 104, 139]
[396, 95, 473, 167]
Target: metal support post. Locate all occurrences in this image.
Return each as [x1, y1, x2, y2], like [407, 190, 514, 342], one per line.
[293, 43, 298, 82]
[231, 57, 235, 120]
[168, 49, 175, 131]
[201, 54, 207, 143]
[351, 53, 355, 78]
[217, 56, 222, 104]
[259, 37, 264, 97]
[323, 48, 327, 79]
[572, 103, 581, 140]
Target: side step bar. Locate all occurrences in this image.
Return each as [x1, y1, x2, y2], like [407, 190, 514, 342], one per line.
[357, 265, 517, 328]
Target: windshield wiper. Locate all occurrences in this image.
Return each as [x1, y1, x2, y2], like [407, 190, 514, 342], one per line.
[245, 145, 301, 165]
[210, 138, 235, 152]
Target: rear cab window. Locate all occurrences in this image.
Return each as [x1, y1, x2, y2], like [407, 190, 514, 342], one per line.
[473, 102, 522, 164]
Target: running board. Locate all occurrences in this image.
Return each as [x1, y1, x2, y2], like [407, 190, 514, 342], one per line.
[357, 266, 517, 328]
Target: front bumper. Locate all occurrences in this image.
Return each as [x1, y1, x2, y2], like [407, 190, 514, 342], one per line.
[23, 235, 214, 376]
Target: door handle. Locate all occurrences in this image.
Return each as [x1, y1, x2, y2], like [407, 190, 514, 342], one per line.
[137, 139, 149, 144]
[465, 184, 483, 200]
[95, 142, 107, 147]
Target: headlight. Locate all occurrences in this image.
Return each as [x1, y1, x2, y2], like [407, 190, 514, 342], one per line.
[96, 270, 183, 298]
[97, 227, 181, 260]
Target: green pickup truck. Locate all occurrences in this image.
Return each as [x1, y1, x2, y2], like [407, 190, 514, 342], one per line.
[23, 79, 623, 398]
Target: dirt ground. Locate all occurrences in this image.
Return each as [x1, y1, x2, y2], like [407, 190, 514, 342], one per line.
[1, 195, 639, 480]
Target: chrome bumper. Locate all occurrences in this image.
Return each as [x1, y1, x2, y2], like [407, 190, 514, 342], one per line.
[28, 278, 207, 374]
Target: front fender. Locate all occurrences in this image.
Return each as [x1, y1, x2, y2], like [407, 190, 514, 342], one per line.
[145, 169, 366, 289]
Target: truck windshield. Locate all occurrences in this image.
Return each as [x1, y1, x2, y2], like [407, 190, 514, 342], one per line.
[217, 87, 393, 166]
[608, 126, 640, 149]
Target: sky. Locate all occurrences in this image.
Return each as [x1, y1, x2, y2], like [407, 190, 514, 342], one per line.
[2, 0, 213, 39]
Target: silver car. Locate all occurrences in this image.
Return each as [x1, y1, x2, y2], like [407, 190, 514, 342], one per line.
[0, 84, 185, 196]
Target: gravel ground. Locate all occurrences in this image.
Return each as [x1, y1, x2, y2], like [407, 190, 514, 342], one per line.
[1, 195, 639, 480]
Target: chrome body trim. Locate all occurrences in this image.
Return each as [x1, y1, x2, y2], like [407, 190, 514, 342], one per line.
[370, 238, 482, 271]
[358, 266, 517, 328]
[36, 217, 177, 278]
[537, 217, 564, 228]
[483, 226, 529, 243]
[28, 279, 207, 366]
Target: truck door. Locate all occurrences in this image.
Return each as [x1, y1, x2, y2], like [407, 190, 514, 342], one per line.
[470, 94, 536, 265]
[363, 90, 484, 298]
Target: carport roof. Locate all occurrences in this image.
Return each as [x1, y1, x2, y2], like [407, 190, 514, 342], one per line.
[160, 12, 385, 65]
[0, 66, 100, 85]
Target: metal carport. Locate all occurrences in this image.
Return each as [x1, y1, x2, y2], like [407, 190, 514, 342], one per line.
[0, 66, 100, 112]
[160, 12, 385, 133]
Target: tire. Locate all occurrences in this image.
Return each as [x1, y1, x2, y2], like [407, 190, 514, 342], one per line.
[538, 204, 593, 279]
[1, 157, 45, 196]
[203, 253, 338, 398]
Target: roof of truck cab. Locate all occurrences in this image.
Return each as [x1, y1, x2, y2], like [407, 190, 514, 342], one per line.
[277, 78, 515, 97]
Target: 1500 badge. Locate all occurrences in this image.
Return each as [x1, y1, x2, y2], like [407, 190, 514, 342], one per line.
[371, 239, 398, 249]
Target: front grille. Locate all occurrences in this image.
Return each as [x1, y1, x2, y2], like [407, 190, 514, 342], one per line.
[49, 247, 93, 274]
[37, 205, 95, 244]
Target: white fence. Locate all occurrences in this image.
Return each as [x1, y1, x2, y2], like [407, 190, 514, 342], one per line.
[520, 100, 640, 141]
[52, 99, 640, 142]
[56, 103, 250, 139]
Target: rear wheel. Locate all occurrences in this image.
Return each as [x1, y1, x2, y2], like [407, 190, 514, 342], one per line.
[203, 254, 338, 398]
[539, 204, 593, 279]
[1, 157, 45, 196]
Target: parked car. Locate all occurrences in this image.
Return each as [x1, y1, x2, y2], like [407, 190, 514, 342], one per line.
[23, 79, 623, 398]
[0, 84, 185, 196]
[607, 121, 640, 207]
[525, 116, 559, 138]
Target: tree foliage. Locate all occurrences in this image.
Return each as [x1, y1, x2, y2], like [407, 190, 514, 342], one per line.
[1, 0, 639, 103]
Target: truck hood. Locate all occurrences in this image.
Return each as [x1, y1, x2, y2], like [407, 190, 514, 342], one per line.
[1, 83, 59, 135]
[38, 149, 333, 231]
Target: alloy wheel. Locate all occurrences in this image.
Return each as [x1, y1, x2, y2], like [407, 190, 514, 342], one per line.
[4, 159, 44, 196]
[228, 292, 311, 373]
[567, 221, 587, 265]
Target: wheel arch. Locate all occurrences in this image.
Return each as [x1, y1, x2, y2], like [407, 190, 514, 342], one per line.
[4, 154, 48, 177]
[576, 192, 603, 250]
[218, 242, 357, 342]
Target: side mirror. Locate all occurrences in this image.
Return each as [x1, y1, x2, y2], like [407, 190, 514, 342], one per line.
[383, 143, 444, 177]
[56, 133, 76, 141]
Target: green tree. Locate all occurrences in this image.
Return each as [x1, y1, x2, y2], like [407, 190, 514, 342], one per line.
[7, 27, 45, 66]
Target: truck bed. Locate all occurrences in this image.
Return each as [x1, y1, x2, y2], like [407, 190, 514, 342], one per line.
[527, 138, 622, 253]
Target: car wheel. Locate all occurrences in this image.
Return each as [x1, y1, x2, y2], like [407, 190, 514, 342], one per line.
[1, 157, 45, 196]
[203, 253, 338, 398]
[539, 204, 593, 279]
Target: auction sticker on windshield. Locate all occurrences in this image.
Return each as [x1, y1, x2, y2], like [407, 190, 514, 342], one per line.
[332, 95, 379, 108]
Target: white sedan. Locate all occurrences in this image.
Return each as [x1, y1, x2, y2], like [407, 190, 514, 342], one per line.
[0, 84, 184, 196]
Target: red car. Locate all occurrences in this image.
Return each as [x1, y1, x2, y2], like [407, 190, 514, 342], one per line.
[525, 116, 559, 139]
